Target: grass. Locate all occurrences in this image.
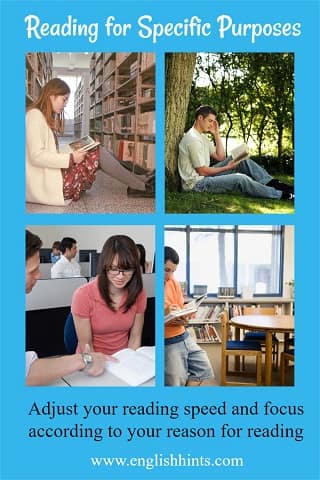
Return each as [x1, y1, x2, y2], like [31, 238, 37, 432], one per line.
[166, 175, 294, 214]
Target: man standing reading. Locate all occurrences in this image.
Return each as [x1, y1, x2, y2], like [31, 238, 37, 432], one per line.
[164, 246, 214, 386]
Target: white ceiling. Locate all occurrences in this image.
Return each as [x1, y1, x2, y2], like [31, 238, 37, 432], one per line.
[52, 53, 91, 71]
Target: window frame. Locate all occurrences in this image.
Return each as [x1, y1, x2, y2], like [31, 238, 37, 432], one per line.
[165, 225, 285, 297]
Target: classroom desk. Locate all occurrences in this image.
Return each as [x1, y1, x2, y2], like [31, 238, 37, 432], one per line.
[61, 370, 155, 387]
[231, 315, 294, 386]
[51, 373, 154, 387]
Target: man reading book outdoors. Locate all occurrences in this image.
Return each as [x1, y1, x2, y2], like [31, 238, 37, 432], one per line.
[178, 105, 294, 200]
[164, 246, 214, 386]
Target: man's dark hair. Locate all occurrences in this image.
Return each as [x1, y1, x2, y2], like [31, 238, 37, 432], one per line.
[52, 241, 60, 250]
[26, 230, 42, 260]
[60, 237, 77, 254]
[195, 105, 217, 119]
[165, 246, 179, 265]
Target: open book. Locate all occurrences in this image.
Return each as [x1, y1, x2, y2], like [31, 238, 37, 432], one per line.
[230, 143, 249, 165]
[106, 347, 155, 386]
[69, 135, 100, 152]
[165, 294, 207, 324]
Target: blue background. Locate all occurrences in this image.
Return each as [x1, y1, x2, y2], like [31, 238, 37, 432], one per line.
[0, 1, 319, 479]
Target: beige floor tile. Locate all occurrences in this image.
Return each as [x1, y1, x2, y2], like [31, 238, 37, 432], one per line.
[26, 170, 155, 214]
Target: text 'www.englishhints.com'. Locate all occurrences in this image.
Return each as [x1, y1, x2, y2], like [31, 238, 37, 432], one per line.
[90, 453, 245, 470]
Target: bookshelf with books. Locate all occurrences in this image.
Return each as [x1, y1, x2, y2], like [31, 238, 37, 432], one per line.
[26, 53, 53, 106]
[88, 52, 155, 172]
[74, 72, 90, 139]
[185, 297, 294, 345]
[187, 303, 223, 344]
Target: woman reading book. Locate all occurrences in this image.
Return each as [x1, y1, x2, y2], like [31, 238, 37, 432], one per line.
[71, 235, 147, 356]
[26, 78, 100, 206]
[26, 78, 154, 206]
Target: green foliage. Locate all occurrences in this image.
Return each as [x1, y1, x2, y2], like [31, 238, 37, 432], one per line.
[189, 53, 294, 174]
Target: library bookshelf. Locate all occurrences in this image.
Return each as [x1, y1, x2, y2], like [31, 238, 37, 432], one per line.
[87, 52, 155, 172]
[74, 72, 90, 139]
[26, 53, 53, 106]
[187, 297, 294, 345]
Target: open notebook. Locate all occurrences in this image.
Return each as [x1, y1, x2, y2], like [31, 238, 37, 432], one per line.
[106, 347, 155, 386]
[62, 346, 155, 387]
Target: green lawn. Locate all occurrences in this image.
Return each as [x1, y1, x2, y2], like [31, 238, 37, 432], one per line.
[166, 175, 294, 214]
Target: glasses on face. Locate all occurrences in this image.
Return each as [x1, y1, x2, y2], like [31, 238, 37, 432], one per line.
[107, 267, 135, 277]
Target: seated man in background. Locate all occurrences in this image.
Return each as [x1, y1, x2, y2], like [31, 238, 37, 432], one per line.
[26, 230, 115, 386]
[51, 237, 81, 278]
[178, 105, 294, 201]
[164, 246, 214, 386]
[50, 240, 61, 264]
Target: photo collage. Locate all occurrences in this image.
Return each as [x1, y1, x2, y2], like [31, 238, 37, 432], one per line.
[25, 51, 294, 388]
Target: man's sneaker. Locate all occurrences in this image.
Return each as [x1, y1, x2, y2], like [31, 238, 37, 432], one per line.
[282, 191, 295, 201]
[127, 186, 155, 198]
[267, 179, 294, 193]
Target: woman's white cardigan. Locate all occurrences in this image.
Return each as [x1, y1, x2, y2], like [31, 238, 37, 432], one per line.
[26, 109, 70, 206]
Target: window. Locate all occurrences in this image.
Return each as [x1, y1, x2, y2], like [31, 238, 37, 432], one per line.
[189, 230, 234, 293]
[165, 226, 284, 296]
[237, 227, 282, 295]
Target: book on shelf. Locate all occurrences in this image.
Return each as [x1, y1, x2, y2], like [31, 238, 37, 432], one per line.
[193, 304, 223, 323]
[229, 143, 249, 165]
[165, 294, 207, 324]
[69, 135, 100, 152]
[118, 140, 135, 161]
[188, 324, 221, 343]
[106, 346, 155, 386]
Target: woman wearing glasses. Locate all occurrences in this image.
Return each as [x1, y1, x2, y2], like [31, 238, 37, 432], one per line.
[71, 235, 147, 355]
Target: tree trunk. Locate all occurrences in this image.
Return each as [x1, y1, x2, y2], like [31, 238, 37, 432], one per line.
[165, 53, 197, 190]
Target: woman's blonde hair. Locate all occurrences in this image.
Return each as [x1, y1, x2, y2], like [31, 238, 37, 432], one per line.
[28, 78, 70, 133]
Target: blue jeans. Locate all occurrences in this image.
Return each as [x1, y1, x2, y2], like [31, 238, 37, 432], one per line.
[165, 332, 214, 386]
[193, 158, 282, 199]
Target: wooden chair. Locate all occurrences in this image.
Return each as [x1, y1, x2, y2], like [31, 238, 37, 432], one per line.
[280, 349, 294, 385]
[242, 307, 279, 368]
[220, 311, 262, 386]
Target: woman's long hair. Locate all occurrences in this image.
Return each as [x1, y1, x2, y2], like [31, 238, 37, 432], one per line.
[28, 78, 70, 133]
[136, 243, 146, 273]
[97, 235, 143, 312]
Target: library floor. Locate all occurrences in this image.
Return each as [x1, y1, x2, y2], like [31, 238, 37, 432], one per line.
[201, 342, 294, 387]
[26, 168, 155, 214]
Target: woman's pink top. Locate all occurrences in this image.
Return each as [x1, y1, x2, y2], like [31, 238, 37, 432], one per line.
[72, 277, 147, 355]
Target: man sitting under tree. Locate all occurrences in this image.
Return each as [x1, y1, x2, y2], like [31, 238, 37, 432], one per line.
[178, 105, 294, 201]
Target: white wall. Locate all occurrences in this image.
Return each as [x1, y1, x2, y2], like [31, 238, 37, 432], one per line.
[283, 225, 294, 296]
[28, 225, 155, 265]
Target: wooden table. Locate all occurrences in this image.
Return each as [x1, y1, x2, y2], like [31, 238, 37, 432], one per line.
[231, 315, 294, 386]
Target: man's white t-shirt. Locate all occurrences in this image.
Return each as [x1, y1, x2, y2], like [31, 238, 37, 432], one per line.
[178, 127, 216, 191]
[51, 255, 81, 278]
[26, 351, 38, 376]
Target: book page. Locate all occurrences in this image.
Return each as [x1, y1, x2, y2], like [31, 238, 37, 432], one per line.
[69, 136, 99, 152]
[136, 346, 155, 362]
[165, 294, 207, 323]
[230, 143, 249, 164]
[107, 348, 155, 386]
